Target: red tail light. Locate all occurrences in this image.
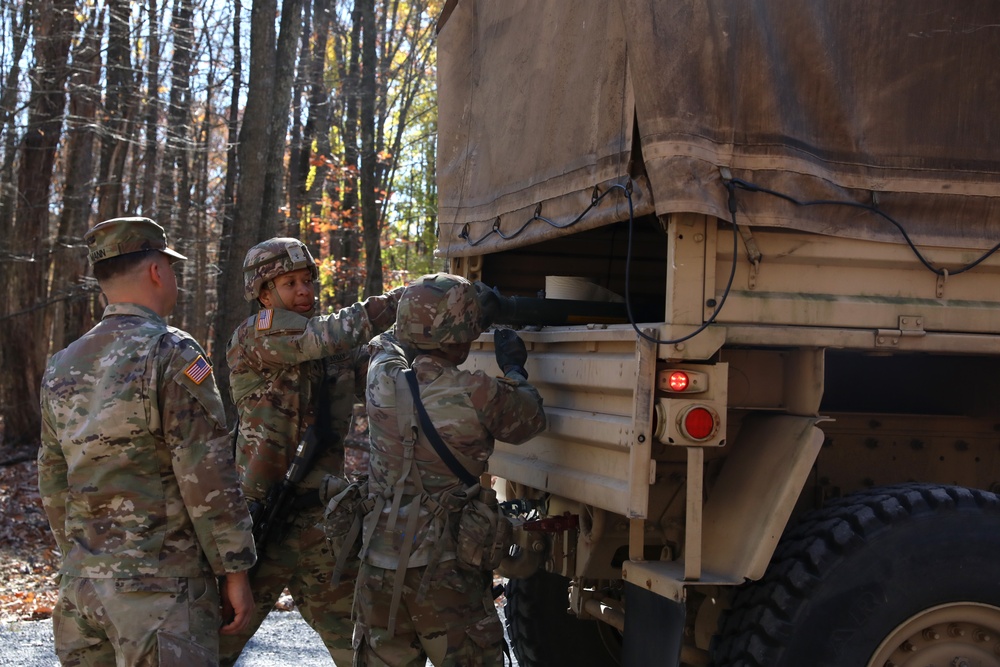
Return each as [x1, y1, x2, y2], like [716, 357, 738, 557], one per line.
[680, 406, 718, 441]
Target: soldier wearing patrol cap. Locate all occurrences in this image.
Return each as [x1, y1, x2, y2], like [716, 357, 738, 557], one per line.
[219, 237, 403, 666]
[353, 273, 546, 666]
[38, 217, 257, 667]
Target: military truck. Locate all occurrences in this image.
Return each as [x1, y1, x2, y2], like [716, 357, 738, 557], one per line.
[435, 2, 1000, 665]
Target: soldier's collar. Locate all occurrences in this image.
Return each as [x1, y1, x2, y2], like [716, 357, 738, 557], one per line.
[102, 302, 165, 323]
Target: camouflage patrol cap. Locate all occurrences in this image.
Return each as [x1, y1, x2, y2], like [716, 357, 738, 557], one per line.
[84, 217, 186, 266]
[242, 237, 319, 302]
[395, 273, 483, 349]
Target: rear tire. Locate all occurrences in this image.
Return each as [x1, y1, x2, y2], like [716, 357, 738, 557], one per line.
[505, 571, 620, 667]
[711, 484, 1000, 666]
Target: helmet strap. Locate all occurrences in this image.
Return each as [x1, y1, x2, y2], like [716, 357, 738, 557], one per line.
[265, 279, 290, 311]
[262, 278, 317, 318]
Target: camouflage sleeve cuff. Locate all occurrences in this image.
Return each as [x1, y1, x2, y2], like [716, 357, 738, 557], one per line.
[218, 546, 258, 575]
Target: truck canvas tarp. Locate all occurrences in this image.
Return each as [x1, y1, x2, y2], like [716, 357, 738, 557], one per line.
[435, 3, 1000, 667]
[437, 0, 1000, 257]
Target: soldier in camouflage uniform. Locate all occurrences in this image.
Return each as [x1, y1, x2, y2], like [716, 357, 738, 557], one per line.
[38, 217, 257, 667]
[354, 273, 546, 666]
[219, 238, 403, 666]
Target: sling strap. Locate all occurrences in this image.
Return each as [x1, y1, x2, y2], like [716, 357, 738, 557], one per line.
[402, 369, 479, 487]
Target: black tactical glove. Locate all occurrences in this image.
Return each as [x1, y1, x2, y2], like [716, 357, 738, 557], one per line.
[474, 281, 502, 330]
[494, 328, 528, 379]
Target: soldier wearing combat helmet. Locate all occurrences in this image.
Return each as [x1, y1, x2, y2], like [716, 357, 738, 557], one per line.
[353, 273, 546, 666]
[39, 217, 257, 666]
[220, 237, 403, 666]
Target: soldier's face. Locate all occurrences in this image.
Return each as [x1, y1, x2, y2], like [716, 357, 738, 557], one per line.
[260, 267, 315, 314]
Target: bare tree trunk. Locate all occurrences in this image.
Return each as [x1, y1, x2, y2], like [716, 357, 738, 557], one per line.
[157, 0, 195, 329]
[260, 0, 305, 238]
[140, 0, 162, 216]
[212, 0, 244, 416]
[303, 0, 333, 255]
[191, 105, 210, 346]
[0, 0, 75, 446]
[286, 0, 311, 237]
[50, 7, 103, 353]
[96, 0, 135, 221]
[0, 0, 31, 234]
[358, 0, 382, 297]
[329, 3, 363, 306]
[233, 0, 277, 245]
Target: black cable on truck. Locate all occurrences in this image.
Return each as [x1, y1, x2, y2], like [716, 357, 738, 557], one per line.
[728, 176, 1000, 277]
[462, 172, 999, 344]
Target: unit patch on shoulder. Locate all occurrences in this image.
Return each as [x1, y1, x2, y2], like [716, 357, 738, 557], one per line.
[496, 376, 519, 387]
[256, 309, 274, 331]
[184, 355, 213, 385]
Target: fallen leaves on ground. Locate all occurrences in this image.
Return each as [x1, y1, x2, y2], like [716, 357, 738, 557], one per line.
[0, 451, 60, 622]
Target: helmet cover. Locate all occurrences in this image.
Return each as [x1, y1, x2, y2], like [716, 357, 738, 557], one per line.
[395, 273, 484, 348]
[242, 237, 318, 302]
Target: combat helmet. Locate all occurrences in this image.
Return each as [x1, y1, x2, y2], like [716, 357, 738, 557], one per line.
[243, 237, 318, 302]
[395, 273, 483, 349]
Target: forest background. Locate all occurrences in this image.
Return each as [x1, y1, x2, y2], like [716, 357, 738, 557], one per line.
[0, 0, 448, 450]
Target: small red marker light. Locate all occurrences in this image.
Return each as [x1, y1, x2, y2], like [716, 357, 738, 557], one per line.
[668, 371, 689, 392]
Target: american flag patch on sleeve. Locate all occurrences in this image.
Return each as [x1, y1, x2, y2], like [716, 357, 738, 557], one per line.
[256, 308, 274, 331]
[184, 355, 212, 385]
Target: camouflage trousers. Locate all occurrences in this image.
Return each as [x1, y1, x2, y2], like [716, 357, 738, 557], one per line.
[219, 507, 357, 667]
[52, 573, 220, 667]
[353, 561, 505, 667]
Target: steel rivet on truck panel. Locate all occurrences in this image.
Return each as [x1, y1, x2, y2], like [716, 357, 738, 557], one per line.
[638, 435, 646, 443]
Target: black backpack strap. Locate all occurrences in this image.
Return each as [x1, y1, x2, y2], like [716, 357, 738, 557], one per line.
[402, 369, 479, 487]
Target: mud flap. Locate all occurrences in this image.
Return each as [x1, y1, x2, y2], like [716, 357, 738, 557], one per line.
[623, 582, 684, 667]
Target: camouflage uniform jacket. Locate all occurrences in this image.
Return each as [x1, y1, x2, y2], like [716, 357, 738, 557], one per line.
[227, 302, 386, 502]
[362, 332, 546, 569]
[38, 303, 256, 578]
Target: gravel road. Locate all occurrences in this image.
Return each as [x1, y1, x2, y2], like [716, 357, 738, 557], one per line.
[0, 607, 519, 666]
[0, 610, 331, 667]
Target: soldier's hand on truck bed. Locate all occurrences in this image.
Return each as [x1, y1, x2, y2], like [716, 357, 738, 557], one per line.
[494, 328, 528, 378]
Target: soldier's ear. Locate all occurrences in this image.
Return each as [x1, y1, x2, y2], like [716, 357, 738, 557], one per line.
[147, 256, 164, 288]
[147, 253, 174, 291]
